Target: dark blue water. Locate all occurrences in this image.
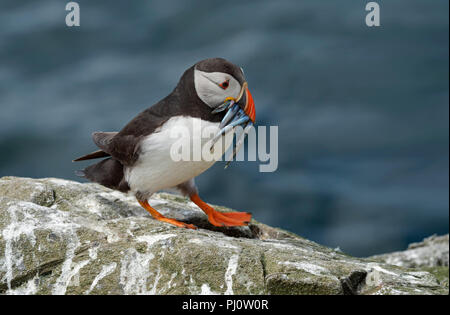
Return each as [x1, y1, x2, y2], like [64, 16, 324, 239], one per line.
[0, 0, 448, 256]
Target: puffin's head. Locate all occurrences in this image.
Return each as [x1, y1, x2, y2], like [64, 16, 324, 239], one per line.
[193, 58, 255, 123]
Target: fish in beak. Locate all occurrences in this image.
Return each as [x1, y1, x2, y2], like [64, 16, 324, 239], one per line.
[210, 82, 256, 167]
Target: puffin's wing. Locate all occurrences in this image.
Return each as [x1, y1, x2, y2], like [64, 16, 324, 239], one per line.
[90, 131, 142, 166]
[92, 132, 118, 154]
[81, 103, 171, 166]
[103, 106, 171, 165]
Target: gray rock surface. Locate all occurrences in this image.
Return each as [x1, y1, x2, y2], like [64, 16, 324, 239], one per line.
[372, 234, 449, 268]
[0, 177, 448, 295]
[371, 234, 449, 291]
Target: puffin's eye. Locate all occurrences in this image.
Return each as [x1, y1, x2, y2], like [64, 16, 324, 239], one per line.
[219, 80, 230, 90]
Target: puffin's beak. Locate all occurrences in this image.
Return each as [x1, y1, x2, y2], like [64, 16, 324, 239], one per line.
[210, 82, 256, 166]
[211, 82, 256, 128]
[236, 82, 256, 123]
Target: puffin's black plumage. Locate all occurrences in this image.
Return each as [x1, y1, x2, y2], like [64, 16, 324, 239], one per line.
[75, 59, 245, 188]
[74, 58, 255, 229]
[80, 158, 129, 192]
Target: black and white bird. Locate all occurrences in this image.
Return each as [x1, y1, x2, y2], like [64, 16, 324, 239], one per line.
[74, 58, 256, 229]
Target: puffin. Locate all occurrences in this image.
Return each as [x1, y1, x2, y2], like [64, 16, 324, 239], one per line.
[74, 58, 256, 230]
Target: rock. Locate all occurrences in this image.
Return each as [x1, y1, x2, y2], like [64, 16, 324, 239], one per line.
[0, 176, 447, 295]
[371, 234, 449, 291]
[371, 234, 449, 268]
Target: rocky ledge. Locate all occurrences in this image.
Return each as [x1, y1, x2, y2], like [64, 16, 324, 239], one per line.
[0, 177, 448, 295]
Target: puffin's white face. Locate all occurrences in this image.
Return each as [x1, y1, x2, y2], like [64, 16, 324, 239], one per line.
[194, 69, 242, 108]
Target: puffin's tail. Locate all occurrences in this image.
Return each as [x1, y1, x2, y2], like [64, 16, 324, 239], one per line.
[75, 158, 130, 193]
[73, 150, 110, 162]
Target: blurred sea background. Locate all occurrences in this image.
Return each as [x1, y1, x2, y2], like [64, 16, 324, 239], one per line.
[0, 0, 448, 256]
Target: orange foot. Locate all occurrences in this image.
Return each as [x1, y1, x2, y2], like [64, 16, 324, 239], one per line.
[190, 193, 252, 227]
[138, 199, 197, 230]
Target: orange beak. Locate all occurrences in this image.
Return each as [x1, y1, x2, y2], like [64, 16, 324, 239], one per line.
[243, 86, 256, 123]
[236, 82, 255, 123]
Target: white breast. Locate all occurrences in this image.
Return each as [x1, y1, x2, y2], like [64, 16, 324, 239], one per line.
[124, 116, 233, 196]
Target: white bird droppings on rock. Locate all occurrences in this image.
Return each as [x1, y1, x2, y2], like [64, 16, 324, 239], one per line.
[85, 263, 117, 295]
[224, 254, 239, 295]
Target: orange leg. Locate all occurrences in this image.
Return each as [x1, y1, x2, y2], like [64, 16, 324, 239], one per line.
[190, 193, 252, 227]
[138, 199, 197, 230]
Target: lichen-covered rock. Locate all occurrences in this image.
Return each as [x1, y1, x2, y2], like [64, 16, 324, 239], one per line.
[0, 177, 448, 295]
